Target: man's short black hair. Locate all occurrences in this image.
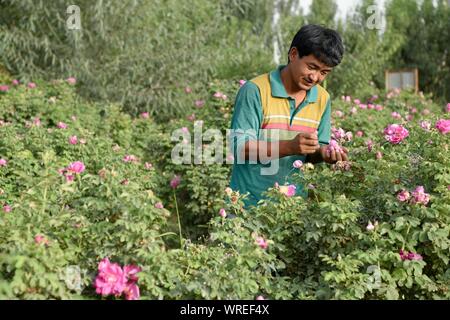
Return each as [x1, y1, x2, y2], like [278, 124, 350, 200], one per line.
[288, 24, 344, 67]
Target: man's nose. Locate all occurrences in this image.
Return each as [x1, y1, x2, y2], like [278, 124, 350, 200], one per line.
[309, 72, 319, 83]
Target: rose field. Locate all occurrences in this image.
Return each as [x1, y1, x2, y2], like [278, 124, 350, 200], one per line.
[0, 78, 449, 300]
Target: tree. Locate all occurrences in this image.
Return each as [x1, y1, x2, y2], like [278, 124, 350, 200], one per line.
[307, 0, 338, 27]
[0, 0, 275, 120]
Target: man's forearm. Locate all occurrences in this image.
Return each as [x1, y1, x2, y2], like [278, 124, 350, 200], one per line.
[242, 140, 295, 162]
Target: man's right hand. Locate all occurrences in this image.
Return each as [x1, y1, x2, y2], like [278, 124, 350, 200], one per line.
[290, 132, 320, 155]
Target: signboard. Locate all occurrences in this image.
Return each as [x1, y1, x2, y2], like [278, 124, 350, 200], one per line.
[385, 69, 419, 93]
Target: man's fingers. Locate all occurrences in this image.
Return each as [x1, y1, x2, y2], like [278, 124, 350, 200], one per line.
[301, 138, 319, 146]
[336, 150, 343, 162]
[300, 132, 318, 140]
[341, 151, 349, 161]
[331, 149, 337, 162]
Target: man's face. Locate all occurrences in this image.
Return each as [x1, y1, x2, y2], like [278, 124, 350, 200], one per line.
[288, 48, 333, 91]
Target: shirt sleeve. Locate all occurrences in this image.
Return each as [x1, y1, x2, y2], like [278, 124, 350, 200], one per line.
[229, 81, 263, 163]
[317, 98, 331, 145]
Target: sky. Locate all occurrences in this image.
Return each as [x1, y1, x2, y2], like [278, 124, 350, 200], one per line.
[299, 0, 387, 21]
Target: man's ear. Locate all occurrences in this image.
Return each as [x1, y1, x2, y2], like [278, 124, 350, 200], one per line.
[289, 47, 298, 63]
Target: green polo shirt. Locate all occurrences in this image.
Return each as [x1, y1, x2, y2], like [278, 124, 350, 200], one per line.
[229, 65, 331, 208]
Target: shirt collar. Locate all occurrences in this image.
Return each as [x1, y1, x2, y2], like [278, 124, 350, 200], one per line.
[269, 65, 318, 103]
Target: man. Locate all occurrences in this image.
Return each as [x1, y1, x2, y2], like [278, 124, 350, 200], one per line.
[229, 24, 348, 208]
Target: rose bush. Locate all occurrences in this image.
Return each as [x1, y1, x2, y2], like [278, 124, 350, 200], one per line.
[0, 80, 449, 299]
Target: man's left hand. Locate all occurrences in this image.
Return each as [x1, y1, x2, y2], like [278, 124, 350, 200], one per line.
[319, 145, 349, 164]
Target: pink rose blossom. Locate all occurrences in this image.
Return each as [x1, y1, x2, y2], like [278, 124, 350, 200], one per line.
[406, 114, 413, 121]
[359, 104, 367, 109]
[0, 158, 7, 166]
[67, 161, 85, 174]
[376, 151, 383, 160]
[354, 99, 361, 105]
[140, 112, 149, 119]
[331, 127, 345, 140]
[155, 202, 164, 209]
[181, 127, 189, 133]
[79, 139, 86, 144]
[123, 282, 140, 300]
[187, 113, 196, 121]
[195, 100, 205, 108]
[422, 109, 430, 116]
[408, 252, 423, 261]
[65, 174, 75, 183]
[123, 155, 138, 163]
[345, 131, 353, 141]
[35, 234, 49, 245]
[367, 104, 374, 110]
[375, 104, 383, 111]
[144, 162, 153, 170]
[399, 249, 408, 261]
[356, 131, 364, 137]
[411, 186, 430, 205]
[33, 117, 41, 126]
[435, 119, 450, 134]
[66, 77, 77, 85]
[400, 250, 423, 261]
[0, 85, 9, 92]
[213, 92, 227, 100]
[256, 295, 265, 300]
[345, 96, 351, 102]
[410, 107, 418, 114]
[219, 208, 227, 218]
[239, 80, 246, 87]
[57, 122, 68, 129]
[170, 175, 181, 189]
[446, 103, 450, 113]
[293, 160, 303, 168]
[366, 221, 375, 231]
[3, 204, 12, 213]
[256, 236, 269, 250]
[334, 110, 344, 118]
[184, 86, 192, 94]
[384, 124, 409, 144]
[12, 79, 19, 85]
[27, 82, 36, 89]
[225, 187, 233, 196]
[420, 121, 431, 130]
[69, 136, 78, 145]
[397, 190, 410, 202]
[123, 265, 141, 282]
[350, 107, 357, 115]
[94, 258, 127, 296]
[391, 112, 401, 119]
[279, 184, 296, 197]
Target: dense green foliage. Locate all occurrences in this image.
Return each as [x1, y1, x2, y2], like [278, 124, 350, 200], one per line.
[0, 77, 448, 299]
